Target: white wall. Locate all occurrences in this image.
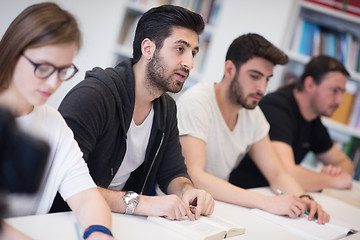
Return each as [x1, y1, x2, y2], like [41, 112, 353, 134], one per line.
[0, 0, 126, 108]
[0, 0, 297, 108]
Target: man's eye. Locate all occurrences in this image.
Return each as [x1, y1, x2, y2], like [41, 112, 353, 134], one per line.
[333, 89, 340, 95]
[177, 47, 184, 52]
[250, 74, 260, 80]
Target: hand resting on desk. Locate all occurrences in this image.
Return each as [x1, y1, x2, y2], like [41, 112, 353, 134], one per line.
[263, 193, 329, 224]
[134, 189, 214, 221]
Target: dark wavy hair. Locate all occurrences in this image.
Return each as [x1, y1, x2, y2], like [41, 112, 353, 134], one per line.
[225, 33, 289, 70]
[132, 4, 205, 64]
[295, 55, 350, 91]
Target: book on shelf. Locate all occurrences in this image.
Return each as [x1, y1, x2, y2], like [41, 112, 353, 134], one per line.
[343, 136, 360, 180]
[292, 17, 360, 74]
[304, 0, 345, 12]
[297, 20, 316, 56]
[343, 136, 360, 159]
[147, 215, 245, 240]
[322, 181, 360, 208]
[322, 30, 337, 57]
[251, 208, 358, 240]
[129, 0, 221, 25]
[356, 155, 360, 180]
[343, 0, 360, 17]
[117, 10, 141, 48]
[329, 91, 356, 125]
[348, 89, 360, 129]
[207, 0, 221, 26]
[303, 0, 360, 17]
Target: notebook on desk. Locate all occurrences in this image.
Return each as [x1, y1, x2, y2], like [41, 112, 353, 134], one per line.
[250, 208, 357, 240]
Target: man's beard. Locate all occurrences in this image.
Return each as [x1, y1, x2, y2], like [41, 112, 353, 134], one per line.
[229, 74, 260, 110]
[309, 95, 337, 117]
[146, 51, 186, 94]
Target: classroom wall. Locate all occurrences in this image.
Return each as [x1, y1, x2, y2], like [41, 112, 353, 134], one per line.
[0, 0, 296, 108]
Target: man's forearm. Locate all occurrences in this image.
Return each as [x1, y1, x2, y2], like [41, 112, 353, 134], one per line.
[290, 165, 343, 191]
[334, 158, 355, 176]
[97, 187, 126, 213]
[268, 171, 305, 196]
[167, 177, 194, 198]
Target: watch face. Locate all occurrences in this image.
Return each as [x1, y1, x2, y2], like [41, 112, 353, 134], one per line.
[128, 193, 137, 203]
[124, 191, 139, 204]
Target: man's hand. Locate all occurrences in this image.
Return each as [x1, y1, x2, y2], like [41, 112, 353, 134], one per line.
[263, 194, 330, 224]
[321, 164, 342, 176]
[263, 194, 306, 218]
[327, 171, 353, 189]
[182, 188, 215, 219]
[135, 194, 194, 220]
[299, 196, 330, 224]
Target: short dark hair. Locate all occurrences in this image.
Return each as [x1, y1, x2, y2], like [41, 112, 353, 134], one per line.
[296, 55, 350, 91]
[225, 33, 289, 70]
[0, 2, 81, 92]
[132, 4, 205, 64]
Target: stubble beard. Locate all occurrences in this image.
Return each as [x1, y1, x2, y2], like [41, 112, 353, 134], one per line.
[229, 75, 258, 110]
[146, 51, 184, 94]
[310, 94, 337, 117]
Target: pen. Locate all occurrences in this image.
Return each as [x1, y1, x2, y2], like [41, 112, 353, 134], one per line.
[304, 210, 317, 220]
[276, 189, 284, 195]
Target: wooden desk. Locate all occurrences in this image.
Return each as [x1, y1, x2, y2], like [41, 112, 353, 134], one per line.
[4, 186, 360, 240]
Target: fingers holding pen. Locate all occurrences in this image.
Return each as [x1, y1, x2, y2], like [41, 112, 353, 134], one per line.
[299, 195, 330, 224]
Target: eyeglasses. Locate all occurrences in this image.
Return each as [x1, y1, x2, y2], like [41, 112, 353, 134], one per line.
[22, 54, 78, 81]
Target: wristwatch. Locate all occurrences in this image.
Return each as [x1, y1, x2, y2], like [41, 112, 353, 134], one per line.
[122, 191, 139, 215]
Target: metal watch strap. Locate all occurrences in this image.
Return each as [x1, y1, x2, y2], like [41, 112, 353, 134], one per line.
[123, 191, 139, 215]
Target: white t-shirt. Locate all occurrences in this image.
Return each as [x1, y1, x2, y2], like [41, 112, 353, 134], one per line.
[5, 104, 96, 217]
[109, 106, 154, 191]
[177, 82, 269, 181]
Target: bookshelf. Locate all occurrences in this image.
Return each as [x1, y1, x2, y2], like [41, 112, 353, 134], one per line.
[280, 0, 360, 143]
[114, 0, 222, 92]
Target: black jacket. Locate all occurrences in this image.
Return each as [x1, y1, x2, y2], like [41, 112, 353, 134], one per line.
[59, 59, 189, 195]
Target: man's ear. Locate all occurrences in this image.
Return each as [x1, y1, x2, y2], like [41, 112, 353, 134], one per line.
[141, 38, 156, 60]
[304, 76, 316, 94]
[224, 60, 236, 80]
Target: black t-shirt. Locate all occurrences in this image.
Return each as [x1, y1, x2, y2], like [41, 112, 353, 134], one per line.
[229, 86, 333, 189]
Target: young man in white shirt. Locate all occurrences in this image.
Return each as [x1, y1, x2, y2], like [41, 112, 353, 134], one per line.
[177, 33, 329, 224]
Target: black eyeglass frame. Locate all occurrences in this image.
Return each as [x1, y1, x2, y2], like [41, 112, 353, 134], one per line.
[22, 54, 78, 81]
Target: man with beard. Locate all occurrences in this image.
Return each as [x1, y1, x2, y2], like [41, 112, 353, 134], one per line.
[52, 5, 214, 220]
[177, 33, 329, 223]
[230, 55, 354, 192]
